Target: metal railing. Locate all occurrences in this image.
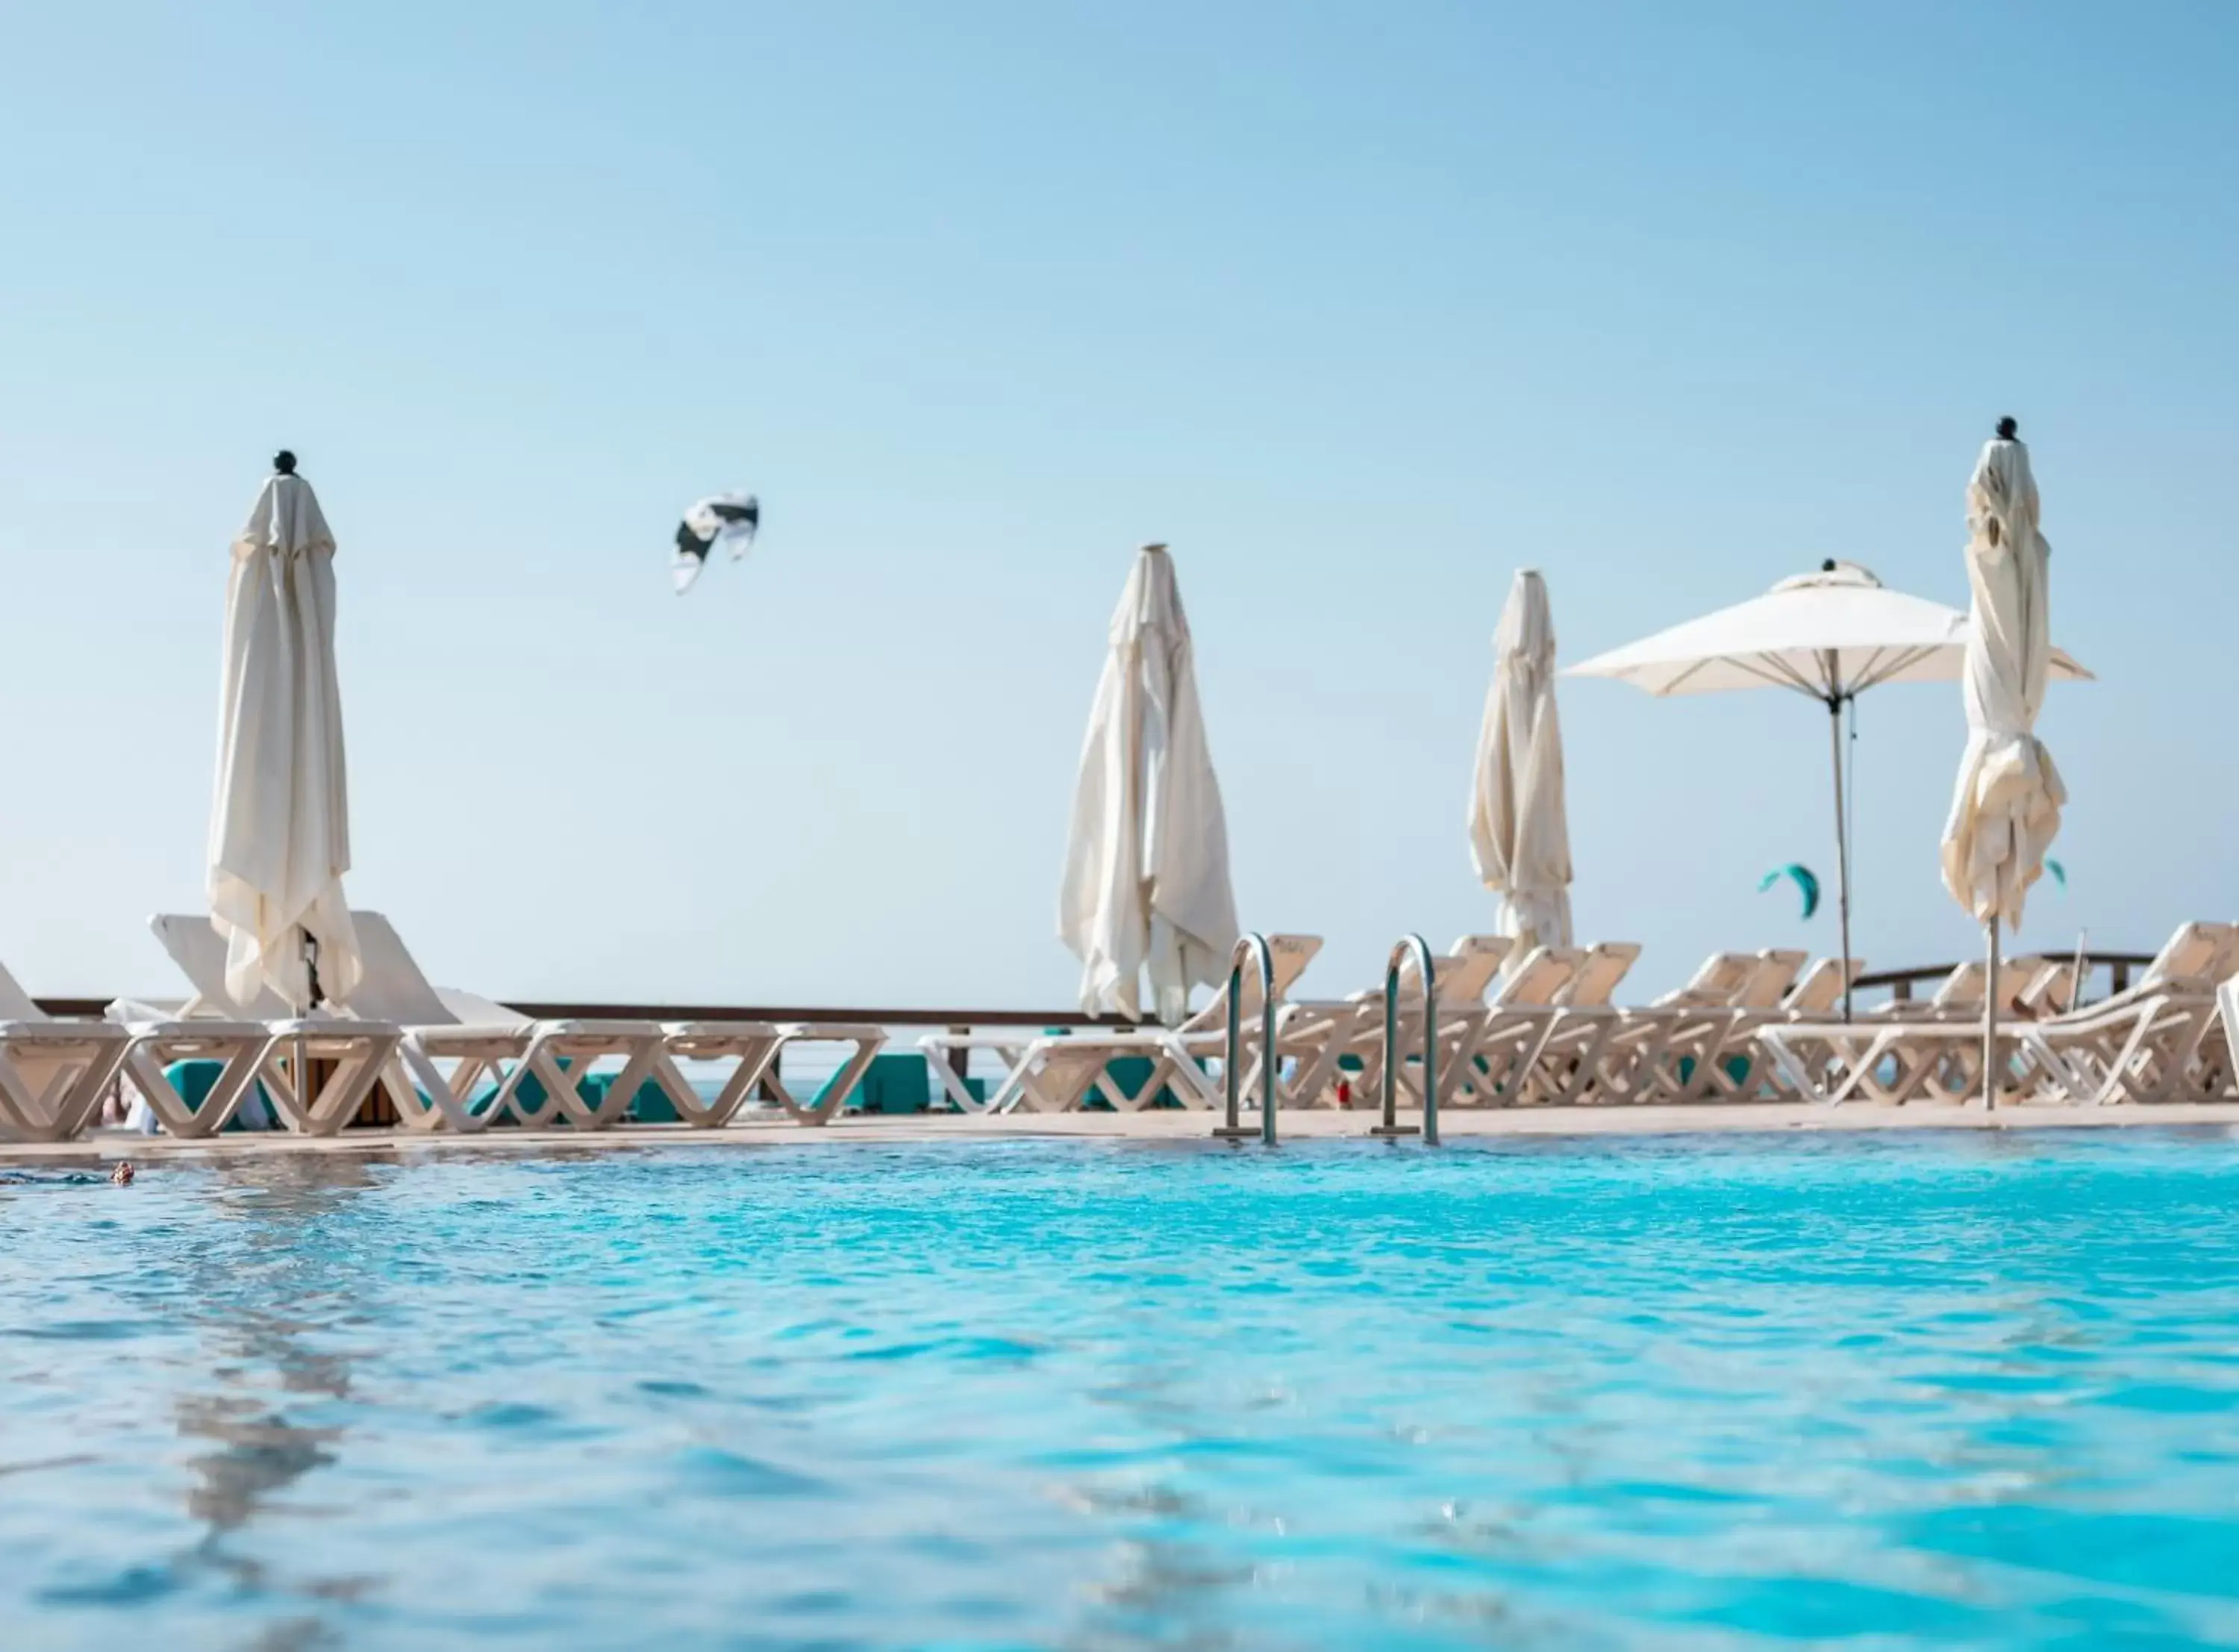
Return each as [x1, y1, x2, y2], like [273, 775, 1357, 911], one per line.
[1372, 935, 1439, 1145]
[32, 998, 1149, 1027]
[1213, 934, 1278, 1145]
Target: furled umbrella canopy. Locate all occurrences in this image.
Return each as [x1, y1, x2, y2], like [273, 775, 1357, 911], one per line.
[1469, 569, 1573, 951]
[1940, 429, 2064, 930]
[1059, 544, 1239, 1024]
[207, 454, 360, 1010]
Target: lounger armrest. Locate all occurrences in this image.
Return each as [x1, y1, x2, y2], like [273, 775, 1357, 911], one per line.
[411, 1022, 540, 1042]
[534, 1018, 665, 1037]
[2055, 973, 2214, 1019]
[270, 1017, 403, 1038]
[0, 1019, 129, 1038]
[125, 1018, 271, 1040]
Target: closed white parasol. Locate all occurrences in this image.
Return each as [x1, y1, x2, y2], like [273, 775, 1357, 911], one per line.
[1568, 558, 2088, 1019]
[207, 454, 360, 1012]
[1469, 569, 1573, 952]
[1058, 543, 1239, 1024]
[1940, 421, 2064, 1106]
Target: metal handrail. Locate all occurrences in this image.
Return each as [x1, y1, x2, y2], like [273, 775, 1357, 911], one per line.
[1213, 933, 1278, 1145]
[1373, 935, 1439, 1146]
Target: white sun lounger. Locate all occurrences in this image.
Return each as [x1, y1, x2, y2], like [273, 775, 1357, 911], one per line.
[1867, 957, 2039, 1021]
[0, 964, 132, 1142]
[340, 914, 562, 1133]
[2013, 922, 2239, 1107]
[1641, 948, 1816, 1102]
[1555, 942, 1642, 1010]
[1447, 945, 1587, 1105]
[1523, 947, 1809, 1107]
[2212, 976, 2239, 1101]
[1658, 951, 1860, 1101]
[1760, 922, 2238, 1107]
[919, 935, 1323, 1115]
[140, 915, 404, 1136]
[1594, 948, 1808, 1104]
[345, 912, 755, 1130]
[1286, 936, 1514, 1112]
[1799, 957, 2058, 1106]
[109, 924, 304, 1136]
[1482, 942, 1679, 1106]
[2014, 956, 2085, 1018]
[661, 1019, 887, 1127]
[1781, 957, 1861, 1019]
[342, 913, 882, 1130]
[146, 913, 560, 1133]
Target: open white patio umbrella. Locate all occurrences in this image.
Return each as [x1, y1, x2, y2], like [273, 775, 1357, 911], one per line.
[1059, 542, 1239, 1024]
[208, 453, 360, 1013]
[1469, 569, 1572, 952]
[1940, 422, 2064, 1106]
[1567, 559, 2088, 1019]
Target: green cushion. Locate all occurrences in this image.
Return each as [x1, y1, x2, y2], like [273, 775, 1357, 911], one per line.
[1094, 1054, 1195, 1110]
[163, 1060, 275, 1132]
[814, 1051, 934, 1115]
[1675, 1054, 1754, 1087]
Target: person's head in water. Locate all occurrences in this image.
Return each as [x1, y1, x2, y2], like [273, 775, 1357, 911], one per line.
[110, 1161, 134, 1186]
[1996, 416, 2019, 441]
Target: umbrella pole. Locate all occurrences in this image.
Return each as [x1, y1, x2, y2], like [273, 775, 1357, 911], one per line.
[1826, 693, 1855, 1022]
[295, 927, 322, 1131]
[1983, 919, 2000, 1112]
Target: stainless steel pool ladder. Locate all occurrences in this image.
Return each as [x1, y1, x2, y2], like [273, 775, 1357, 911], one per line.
[1213, 933, 1278, 1145]
[1373, 934, 1440, 1146]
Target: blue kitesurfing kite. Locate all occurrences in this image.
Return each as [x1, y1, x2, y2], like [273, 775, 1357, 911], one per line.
[1758, 863, 1820, 920]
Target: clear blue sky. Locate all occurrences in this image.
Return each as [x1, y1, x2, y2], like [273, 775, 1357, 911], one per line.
[1, 1, 2233, 1005]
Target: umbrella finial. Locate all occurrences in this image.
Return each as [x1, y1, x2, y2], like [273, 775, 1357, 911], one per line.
[273, 450, 298, 476]
[1995, 416, 2018, 441]
[1820, 557, 1837, 572]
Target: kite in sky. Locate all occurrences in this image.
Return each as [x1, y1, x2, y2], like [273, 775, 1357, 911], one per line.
[1757, 863, 1821, 921]
[672, 492, 760, 592]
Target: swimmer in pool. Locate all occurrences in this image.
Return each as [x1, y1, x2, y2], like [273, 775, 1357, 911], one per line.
[0, 1161, 135, 1187]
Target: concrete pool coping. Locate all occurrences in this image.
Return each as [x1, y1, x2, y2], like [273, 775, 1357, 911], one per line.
[5, 1101, 2238, 1163]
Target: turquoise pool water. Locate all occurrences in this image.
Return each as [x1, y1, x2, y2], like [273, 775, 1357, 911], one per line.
[4, 1131, 2238, 1650]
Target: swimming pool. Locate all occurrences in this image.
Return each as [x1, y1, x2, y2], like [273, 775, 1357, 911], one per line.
[4, 1130, 2237, 1649]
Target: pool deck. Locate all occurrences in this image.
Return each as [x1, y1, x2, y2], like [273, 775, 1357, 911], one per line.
[6, 1101, 2238, 1163]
